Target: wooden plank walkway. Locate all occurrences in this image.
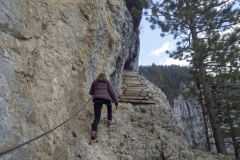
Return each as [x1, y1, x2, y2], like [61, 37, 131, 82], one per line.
[118, 70, 156, 104]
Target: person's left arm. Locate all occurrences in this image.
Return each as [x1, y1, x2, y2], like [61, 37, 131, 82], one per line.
[89, 83, 94, 95]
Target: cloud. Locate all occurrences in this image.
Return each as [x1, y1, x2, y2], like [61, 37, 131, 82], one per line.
[221, 23, 240, 35]
[150, 42, 174, 56]
[159, 58, 189, 66]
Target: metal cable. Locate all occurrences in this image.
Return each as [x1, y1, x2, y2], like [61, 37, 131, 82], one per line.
[0, 97, 92, 156]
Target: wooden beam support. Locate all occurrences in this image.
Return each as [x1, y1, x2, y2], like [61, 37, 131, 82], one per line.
[122, 77, 144, 81]
[118, 96, 149, 100]
[122, 86, 148, 90]
[122, 81, 147, 85]
[122, 92, 148, 96]
[118, 99, 156, 104]
[122, 84, 148, 87]
[123, 88, 151, 92]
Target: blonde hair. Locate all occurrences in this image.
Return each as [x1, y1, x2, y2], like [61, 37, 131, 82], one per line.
[93, 73, 109, 84]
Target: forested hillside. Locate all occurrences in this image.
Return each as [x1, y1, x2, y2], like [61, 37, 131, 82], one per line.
[139, 64, 191, 106]
[143, 0, 240, 157]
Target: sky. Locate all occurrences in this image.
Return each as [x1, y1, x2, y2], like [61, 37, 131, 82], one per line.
[139, 18, 189, 66]
[139, 0, 238, 67]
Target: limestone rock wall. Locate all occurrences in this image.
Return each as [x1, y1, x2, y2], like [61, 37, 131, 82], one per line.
[0, 0, 230, 159]
[172, 95, 207, 149]
[0, 0, 139, 159]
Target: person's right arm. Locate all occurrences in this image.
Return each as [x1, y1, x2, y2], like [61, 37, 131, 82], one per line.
[108, 83, 119, 108]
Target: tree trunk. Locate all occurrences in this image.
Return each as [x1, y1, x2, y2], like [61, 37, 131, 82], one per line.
[232, 136, 240, 160]
[188, 13, 227, 154]
[199, 91, 211, 151]
[199, 64, 227, 155]
[196, 82, 211, 151]
[226, 106, 240, 159]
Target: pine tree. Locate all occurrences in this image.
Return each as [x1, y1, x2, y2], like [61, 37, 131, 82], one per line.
[139, 63, 163, 88]
[209, 29, 240, 159]
[143, 0, 240, 155]
[139, 64, 191, 106]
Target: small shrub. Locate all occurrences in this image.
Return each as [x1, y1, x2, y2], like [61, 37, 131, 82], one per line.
[161, 140, 167, 146]
[140, 107, 146, 113]
[72, 131, 77, 138]
[137, 123, 143, 128]
[134, 107, 138, 112]
[150, 126, 155, 133]
[148, 95, 154, 100]
[163, 134, 169, 141]
[165, 118, 170, 124]
[138, 116, 143, 120]
[218, 157, 231, 160]
[150, 110, 154, 117]
[189, 146, 196, 154]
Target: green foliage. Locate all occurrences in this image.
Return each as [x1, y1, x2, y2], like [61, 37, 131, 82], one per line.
[139, 63, 163, 87]
[163, 134, 169, 141]
[139, 107, 147, 113]
[150, 126, 155, 133]
[164, 117, 171, 124]
[140, 0, 148, 8]
[150, 110, 154, 117]
[129, 0, 148, 17]
[125, 0, 147, 30]
[131, 7, 142, 17]
[137, 123, 144, 128]
[72, 131, 77, 138]
[143, 0, 240, 156]
[160, 140, 167, 146]
[139, 64, 191, 106]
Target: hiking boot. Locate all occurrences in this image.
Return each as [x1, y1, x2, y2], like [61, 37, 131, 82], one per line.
[108, 120, 115, 126]
[91, 131, 97, 139]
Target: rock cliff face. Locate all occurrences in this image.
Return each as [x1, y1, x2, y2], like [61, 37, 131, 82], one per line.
[0, 0, 229, 159]
[0, 0, 138, 159]
[172, 95, 207, 149]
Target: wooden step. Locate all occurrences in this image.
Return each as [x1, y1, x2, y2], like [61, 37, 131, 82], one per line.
[123, 88, 151, 92]
[118, 99, 156, 104]
[118, 96, 149, 100]
[122, 72, 137, 75]
[122, 77, 144, 81]
[123, 81, 145, 84]
[122, 86, 148, 90]
[123, 89, 150, 93]
[122, 81, 147, 85]
[123, 78, 145, 82]
[122, 84, 148, 87]
[123, 70, 138, 74]
[122, 92, 148, 96]
[122, 75, 139, 78]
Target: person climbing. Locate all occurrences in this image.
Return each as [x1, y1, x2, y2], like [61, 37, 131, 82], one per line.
[89, 72, 119, 139]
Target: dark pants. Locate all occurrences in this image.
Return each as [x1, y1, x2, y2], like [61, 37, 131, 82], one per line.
[92, 98, 112, 132]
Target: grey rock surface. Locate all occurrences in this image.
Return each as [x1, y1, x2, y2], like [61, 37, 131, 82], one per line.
[172, 95, 206, 149]
[0, 0, 229, 159]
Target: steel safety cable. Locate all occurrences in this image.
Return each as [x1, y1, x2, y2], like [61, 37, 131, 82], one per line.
[0, 97, 92, 156]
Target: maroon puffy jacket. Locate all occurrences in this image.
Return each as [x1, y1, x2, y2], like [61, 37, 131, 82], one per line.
[89, 82, 119, 106]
